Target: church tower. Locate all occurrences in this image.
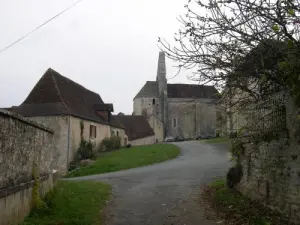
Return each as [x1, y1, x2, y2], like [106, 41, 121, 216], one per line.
[156, 51, 168, 139]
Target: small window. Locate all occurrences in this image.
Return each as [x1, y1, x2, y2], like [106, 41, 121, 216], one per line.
[152, 98, 156, 105]
[90, 125, 97, 138]
[116, 131, 119, 137]
[111, 130, 115, 136]
[173, 118, 177, 128]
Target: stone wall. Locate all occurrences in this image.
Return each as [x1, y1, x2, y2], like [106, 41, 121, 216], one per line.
[134, 97, 164, 142]
[167, 98, 216, 139]
[215, 103, 228, 136]
[133, 97, 160, 116]
[147, 115, 164, 142]
[0, 109, 55, 225]
[236, 95, 300, 223]
[111, 126, 126, 146]
[29, 116, 69, 174]
[130, 135, 156, 146]
[133, 97, 161, 119]
[0, 174, 56, 225]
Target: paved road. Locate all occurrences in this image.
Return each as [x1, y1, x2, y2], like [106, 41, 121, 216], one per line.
[68, 141, 231, 225]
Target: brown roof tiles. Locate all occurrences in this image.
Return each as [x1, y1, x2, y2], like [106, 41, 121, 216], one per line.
[114, 115, 154, 141]
[134, 81, 219, 99]
[167, 83, 219, 99]
[13, 68, 123, 128]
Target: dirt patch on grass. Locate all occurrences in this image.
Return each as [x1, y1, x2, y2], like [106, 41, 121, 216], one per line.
[200, 180, 295, 225]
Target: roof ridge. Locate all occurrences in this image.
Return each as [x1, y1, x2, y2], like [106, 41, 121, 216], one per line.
[49, 68, 101, 98]
[133, 80, 159, 100]
[168, 83, 213, 86]
[116, 115, 145, 118]
[50, 70, 70, 113]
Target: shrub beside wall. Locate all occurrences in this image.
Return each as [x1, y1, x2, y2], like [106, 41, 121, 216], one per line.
[75, 140, 95, 161]
[68, 140, 95, 172]
[99, 136, 121, 151]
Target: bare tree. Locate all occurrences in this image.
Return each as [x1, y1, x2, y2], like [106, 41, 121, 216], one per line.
[159, 0, 300, 135]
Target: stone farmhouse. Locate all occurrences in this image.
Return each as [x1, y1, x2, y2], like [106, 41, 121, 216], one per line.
[10, 68, 128, 174]
[133, 52, 219, 142]
[114, 115, 155, 146]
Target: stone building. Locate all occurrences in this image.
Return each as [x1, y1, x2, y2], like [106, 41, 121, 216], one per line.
[114, 115, 156, 146]
[133, 52, 219, 141]
[11, 68, 126, 174]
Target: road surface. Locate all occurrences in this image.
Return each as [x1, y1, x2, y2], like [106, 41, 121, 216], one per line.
[68, 141, 231, 225]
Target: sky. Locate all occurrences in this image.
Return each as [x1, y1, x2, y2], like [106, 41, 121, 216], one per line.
[0, 0, 195, 114]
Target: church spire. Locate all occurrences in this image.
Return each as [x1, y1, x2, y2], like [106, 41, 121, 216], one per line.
[156, 51, 166, 81]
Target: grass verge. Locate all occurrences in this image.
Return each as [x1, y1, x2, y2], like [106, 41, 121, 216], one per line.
[67, 144, 180, 178]
[22, 180, 111, 225]
[201, 180, 292, 225]
[200, 137, 228, 144]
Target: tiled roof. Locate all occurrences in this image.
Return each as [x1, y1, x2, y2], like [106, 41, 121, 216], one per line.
[167, 83, 219, 99]
[13, 68, 123, 128]
[94, 104, 114, 112]
[134, 81, 219, 99]
[134, 81, 159, 99]
[114, 115, 154, 141]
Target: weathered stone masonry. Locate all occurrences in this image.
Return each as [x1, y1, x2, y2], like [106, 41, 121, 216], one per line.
[236, 95, 300, 224]
[0, 109, 55, 225]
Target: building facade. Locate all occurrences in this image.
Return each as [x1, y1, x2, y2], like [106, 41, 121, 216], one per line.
[133, 52, 219, 141]
[114, 115, 156, 146]
[11, 68, 126, 174]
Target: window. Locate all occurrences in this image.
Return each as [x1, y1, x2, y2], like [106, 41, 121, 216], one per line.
[116, 131, 119, 137]
[89, 125, 97, 138]
[152, 98, 156, 105]
[173, 118, 177, 128]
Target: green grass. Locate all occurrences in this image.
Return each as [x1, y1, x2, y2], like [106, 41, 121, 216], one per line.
[202, 179, 285, 225]
[66, 144, 180, 178]
[208, 179, 226, 188]
[200, 136, 228, 143]
[22, 181, 111, 225]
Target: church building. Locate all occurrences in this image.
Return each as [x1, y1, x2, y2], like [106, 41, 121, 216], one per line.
[133, 52, 219, 142]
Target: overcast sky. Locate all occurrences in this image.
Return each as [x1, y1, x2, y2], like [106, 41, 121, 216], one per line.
[0, 0, 195, 114]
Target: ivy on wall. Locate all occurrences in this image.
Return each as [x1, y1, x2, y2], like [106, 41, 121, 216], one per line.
[80, 120, 84, 140]
[31, 160, 46, 210]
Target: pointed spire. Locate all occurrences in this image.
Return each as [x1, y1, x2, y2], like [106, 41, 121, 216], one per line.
[156, 51, 166, 81]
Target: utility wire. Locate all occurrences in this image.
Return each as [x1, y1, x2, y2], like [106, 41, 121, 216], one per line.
[0, 0, 85, 54]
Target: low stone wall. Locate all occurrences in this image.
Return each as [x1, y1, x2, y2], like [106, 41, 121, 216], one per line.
[130, 135, 156, 146]
[236, 96, 300, 224]
[238, 138, 300, 223]
[0, 174, 56, 225]
[28, 116, 69, 174]
[0, 109, 55, 225]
